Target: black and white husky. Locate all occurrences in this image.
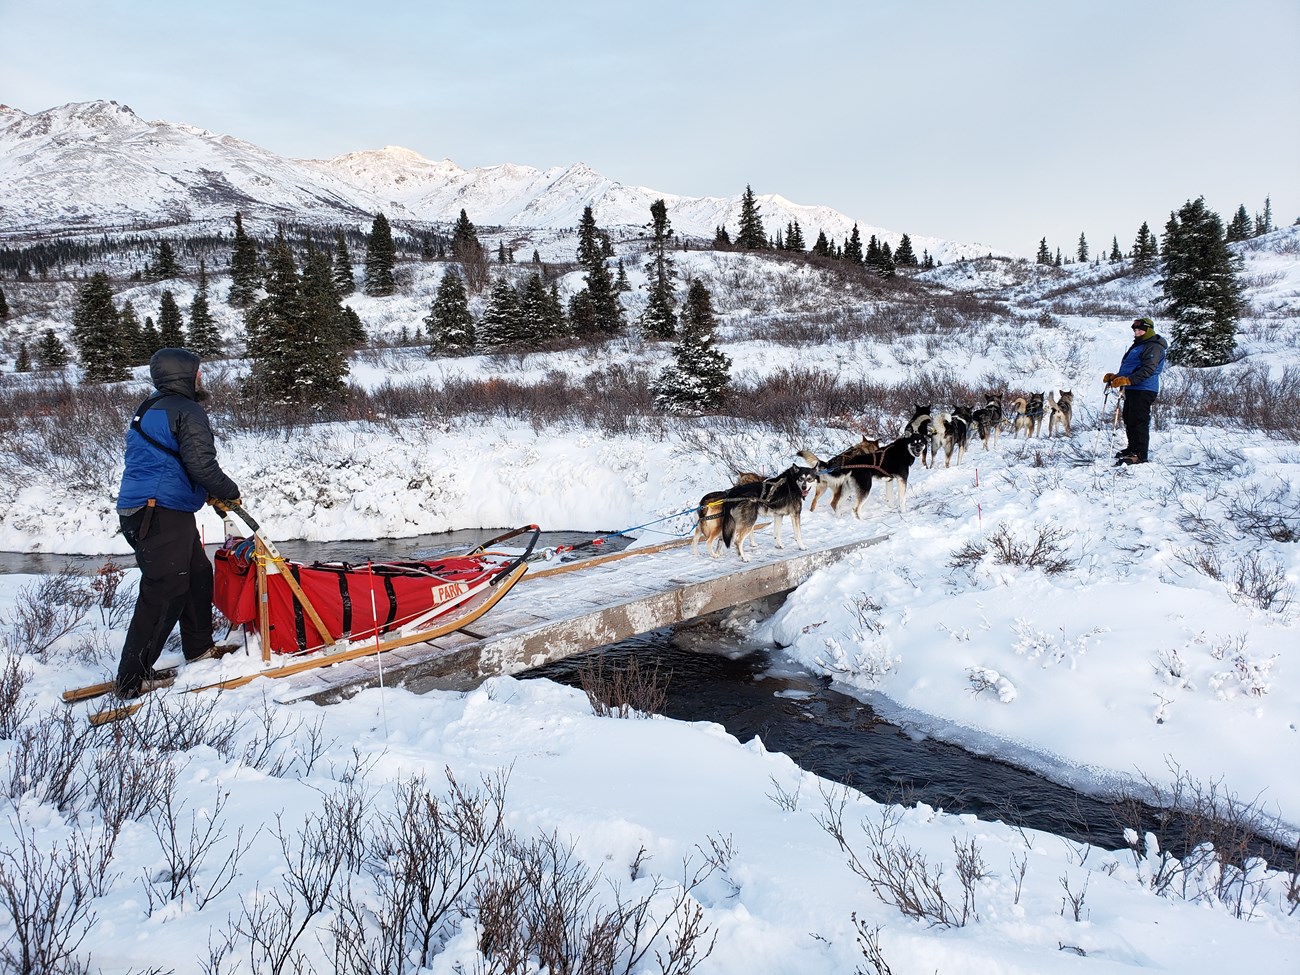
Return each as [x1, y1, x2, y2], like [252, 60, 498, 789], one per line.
[719, 465, 817, 562]
[841, 431, 928, 516]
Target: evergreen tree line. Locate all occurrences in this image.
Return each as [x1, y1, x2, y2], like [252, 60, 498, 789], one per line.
[711, 185, 930, 272]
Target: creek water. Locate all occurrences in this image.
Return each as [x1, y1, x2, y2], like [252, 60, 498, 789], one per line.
[527, 615, 1293, 867]
[0, 527, 635, 577]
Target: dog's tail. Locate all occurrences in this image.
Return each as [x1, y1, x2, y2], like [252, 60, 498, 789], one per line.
[796, 449, 822, 470]
[721, 501, 738, 548]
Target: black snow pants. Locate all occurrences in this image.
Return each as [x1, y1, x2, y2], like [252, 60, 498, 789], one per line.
[116, 505, 215, 696]
[1121, 388, 1157, 462]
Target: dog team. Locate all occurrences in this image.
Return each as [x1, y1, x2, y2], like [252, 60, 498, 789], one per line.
[692, 389, 1074, 561]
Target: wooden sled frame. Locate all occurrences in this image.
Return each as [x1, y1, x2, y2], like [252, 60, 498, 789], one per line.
[83, 508, 538, 724]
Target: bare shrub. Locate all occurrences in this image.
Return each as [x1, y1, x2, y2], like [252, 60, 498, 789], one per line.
[234, 788, 359, 975]
[86, 744, 179, 854]
[1161, 364, 1300, 440]
[983, 522, 1074, 574]
[142, 783, 252, 916]
[236, 695, 331, 778]
[1228, 551, 1292, 613]
[89, 557, 134, 627]
[112, 692, 244, 755]
[3, 706, 96, 811]
[850, 914, 895, 975]
[578, 654, 669, 718]
[0, 818, 116, 974]
[1110, 759, 1290, 917]
[329, 768, 507, 972]
[0, 568, 91, 656]
[1224, 482, 1299, 543]
[473, 831, 717, 975]
[817, 788, 986, 928]
[0, 653, 34, 740]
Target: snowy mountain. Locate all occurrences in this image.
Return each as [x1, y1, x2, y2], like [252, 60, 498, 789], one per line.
[0, 100, 1004, 262]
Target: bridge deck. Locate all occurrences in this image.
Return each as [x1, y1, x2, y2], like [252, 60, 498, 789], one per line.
[272, 520, 887, 706]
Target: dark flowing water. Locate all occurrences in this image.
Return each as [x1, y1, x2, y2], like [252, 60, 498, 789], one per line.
[0, 528, 634, 576]
[528, 619, 1293, 866]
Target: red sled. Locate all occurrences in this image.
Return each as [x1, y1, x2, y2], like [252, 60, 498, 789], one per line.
[214, 523, 539, 659]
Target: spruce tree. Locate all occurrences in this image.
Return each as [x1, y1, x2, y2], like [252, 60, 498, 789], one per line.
[1109, 237, 1123, 262]
[811, 231, 830, 257]
[865, 234, 881, 270]
[653, 279, 731, 414]
[301, 245, 359, 366]
[36, 329, 69, 370]
[118, 301, 147, 365]
[733, 185, 768, 250]
[1161, 196, 1242, 367]
[712, 225, 732, 248]
[574, 205, 623, 336]
[894, 234, 918, 267]
[1076, 233, 1089, 263]
[247, 232, 347, 406]
[228, 211, 261, 307]
[424, 268, 475, 354]
[517, 273, 553, 346]
[157, 290, 185, 348]
[843, 225, 864, 265]
[188, 259, 222, 356]
[363, 212, 397, 296]
[1227, 205, 1253, 242]
[1035, 238, 1052, 265]
[1132, 222, 1159, 272]
[333, 230, 356, 295]
[878, 242, 896, 278]
[139, 316, 161, 360]
[71, 272, 127, 383]
[1254, 196, 1273, 236]
[0, 285, 9, 319]
[477, 277, 523, 349]
[639, 198, 678, 340]
[786, 219, 805, 252]
[451, 209, 489, 293]
[15, 342, 31, 373]
[149, 239, 182, 280]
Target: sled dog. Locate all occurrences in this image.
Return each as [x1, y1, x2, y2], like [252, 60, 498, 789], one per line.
[720, 465, 817, 562]
[929, 411, 967, 468]
[797, 436, 880, 514]
[693, 472, 763, 558]
[1045, 390, 1073, 437]
[842, 431, 928, 517]
[907, 405, 934, 467]
[971, 392, 1005, 450]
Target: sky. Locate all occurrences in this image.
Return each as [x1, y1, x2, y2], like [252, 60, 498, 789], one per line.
[1, 0, 1297, 255]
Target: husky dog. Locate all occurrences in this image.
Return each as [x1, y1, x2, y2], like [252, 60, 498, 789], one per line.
[1010, 392, 1045, 438]
[692, 472, 763, 558]
[1009, 397, 1032, 438]
[797, 436, 880, 514]
[1045, 390, 1073, 437]
[841, 431, 928, 517]
[971, 392, 1005, 450]
[907, 405, 934, 467]
[720, 465, 818, 562]
[929, 411, 967, 468]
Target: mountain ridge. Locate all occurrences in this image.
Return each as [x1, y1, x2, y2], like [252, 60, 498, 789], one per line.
[0, 99, 1009, 262]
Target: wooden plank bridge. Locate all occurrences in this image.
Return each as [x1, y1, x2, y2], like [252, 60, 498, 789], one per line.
[269, 521, 888, 707]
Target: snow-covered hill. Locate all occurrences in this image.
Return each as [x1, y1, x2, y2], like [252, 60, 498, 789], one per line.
[0, 100, 1005, 262]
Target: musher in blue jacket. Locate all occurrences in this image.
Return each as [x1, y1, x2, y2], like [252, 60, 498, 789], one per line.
[1102, 317, 1169, 466]
[116, 348, 241, 698]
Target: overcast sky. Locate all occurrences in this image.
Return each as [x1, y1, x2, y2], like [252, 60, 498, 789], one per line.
[2, 0, 1296, 255]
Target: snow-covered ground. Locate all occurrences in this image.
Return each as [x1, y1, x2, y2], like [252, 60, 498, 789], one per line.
[1, 230, 1298, 972]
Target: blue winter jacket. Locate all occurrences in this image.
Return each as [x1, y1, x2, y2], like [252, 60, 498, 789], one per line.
[116, 349, 240, 512]
[1118, 334, 1169, 393]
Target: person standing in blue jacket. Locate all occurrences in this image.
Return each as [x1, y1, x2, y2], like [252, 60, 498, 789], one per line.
[1102, 317, 1169, 466]
[116, 348, 241, 698]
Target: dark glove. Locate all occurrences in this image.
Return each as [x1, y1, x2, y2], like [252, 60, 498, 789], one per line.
[1102, 372, 1116, 384]
[1107, 376, 1130, 389]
